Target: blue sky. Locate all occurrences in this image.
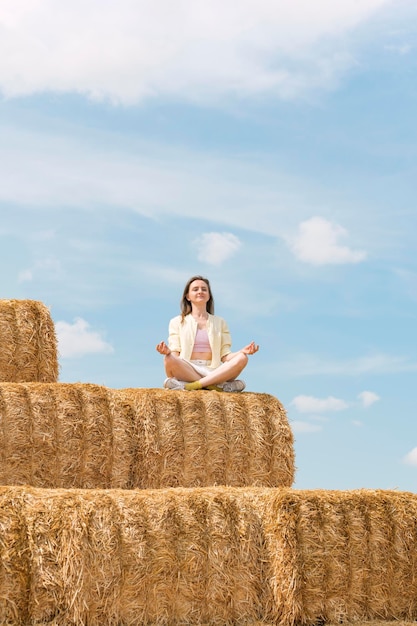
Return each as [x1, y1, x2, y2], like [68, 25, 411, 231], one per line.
[1, 0, 416, 491]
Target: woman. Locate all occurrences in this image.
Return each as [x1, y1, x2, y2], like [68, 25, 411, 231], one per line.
[156, 275, 259, 391]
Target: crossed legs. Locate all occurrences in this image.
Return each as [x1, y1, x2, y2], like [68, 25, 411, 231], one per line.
[164, 352, 248, 387]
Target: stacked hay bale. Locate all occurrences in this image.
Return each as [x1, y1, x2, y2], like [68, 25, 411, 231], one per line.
[0, 383, 294, 489]
[0, 486, 417, 625]
[0, 486, 273, 625]
[0, 300, 58, 383]
[268, 489, 417, 625]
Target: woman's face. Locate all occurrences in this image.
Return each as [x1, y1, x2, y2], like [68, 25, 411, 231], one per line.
[187, 279, 210, 306]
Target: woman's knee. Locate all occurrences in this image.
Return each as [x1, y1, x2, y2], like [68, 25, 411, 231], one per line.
[237, 351, 249, 367]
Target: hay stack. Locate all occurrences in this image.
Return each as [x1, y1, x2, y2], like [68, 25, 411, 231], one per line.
[0, 383, 294, 489]
[0, 485, 277, 626]
[0, 299, 58, 383]
[268, 488, 417, 625]
[1, 486, 417, 626]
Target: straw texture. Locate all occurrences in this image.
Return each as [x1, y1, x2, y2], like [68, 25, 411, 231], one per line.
[268, 488, 417, 625]
[1, 486, 417, 625]
[0, 383, 294, 489]
[0, 485, 277, 626]
[0, 299, 58, 383]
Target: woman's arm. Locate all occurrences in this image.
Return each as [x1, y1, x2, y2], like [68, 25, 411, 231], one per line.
[221, 341, 259, 362]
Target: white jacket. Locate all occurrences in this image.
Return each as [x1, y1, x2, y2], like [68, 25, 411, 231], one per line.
[168, 313, 232, 369]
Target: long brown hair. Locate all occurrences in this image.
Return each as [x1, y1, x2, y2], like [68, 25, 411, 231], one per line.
[180, 276, 214, 321]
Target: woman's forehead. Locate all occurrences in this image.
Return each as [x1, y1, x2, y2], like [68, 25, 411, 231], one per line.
[189, 279, 208, 289]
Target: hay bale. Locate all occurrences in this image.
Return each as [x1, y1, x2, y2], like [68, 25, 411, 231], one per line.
[0, 299, 58, 383]
[0, 383, 294, 489]
[0, 489, 31, 623]
[1, 486, 417, 626]
[267, 488, 417, 625]
[0, 485, 278, 626]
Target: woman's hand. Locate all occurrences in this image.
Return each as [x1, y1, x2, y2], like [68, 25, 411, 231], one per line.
[240, 341, 259, 355]
[156, 341, 171, 356]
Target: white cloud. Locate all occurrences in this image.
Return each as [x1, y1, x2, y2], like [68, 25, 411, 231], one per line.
[358, 390, 380, 407]
[56, 317, 114, 358]
[287, 216, 367, 265]
[291, 394, 349, 413]
[0, 0, 394, 104]
[291, 420, 323, 433]
[403, 447, 417, 466]
[194, 232, 241, 266]
[0, 120, 404, 258]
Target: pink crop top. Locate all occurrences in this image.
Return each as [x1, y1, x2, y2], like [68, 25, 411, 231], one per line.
[193, 328, 211, 352]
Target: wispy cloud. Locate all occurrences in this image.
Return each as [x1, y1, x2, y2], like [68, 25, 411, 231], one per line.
[28, 229, 56, 242]
[0, 122, 405, 264]
[18, 257, 62, 283]
[358, 390, 380, 407]
[395, 268, 417, 302]
[18, 269, 33, 283]
[287, 216, 367, 265]
[291, 420, 323, 433]
[56, 317, 114, 358]
[0, 0, 396, 104]
[291, 394, 349, 413]
[0, 125, 317, 236]
[278, 352, 417, 376]
[403, 447, 417, 466]
[194, 232, 241, 266]
[385, 43, 413, 55]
